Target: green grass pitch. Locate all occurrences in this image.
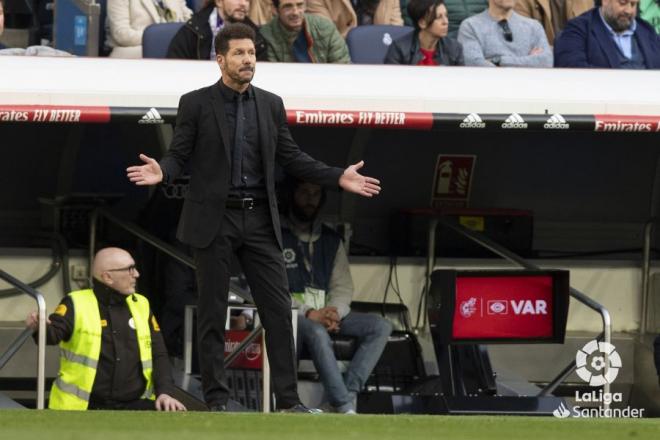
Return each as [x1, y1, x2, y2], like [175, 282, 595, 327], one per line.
[1, 411, 659, 440]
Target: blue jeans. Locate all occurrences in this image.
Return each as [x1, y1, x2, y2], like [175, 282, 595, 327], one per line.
[298, 311, 392, 408]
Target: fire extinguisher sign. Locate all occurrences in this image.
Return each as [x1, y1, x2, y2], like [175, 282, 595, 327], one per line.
[431, 154, 476, 208]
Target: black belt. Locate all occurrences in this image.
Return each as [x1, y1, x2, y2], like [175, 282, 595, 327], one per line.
[225, 197, 267, 210]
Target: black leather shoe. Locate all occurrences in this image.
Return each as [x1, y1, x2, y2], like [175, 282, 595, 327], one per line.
[208, 399, 251, 412]
[280, 403, 323, 414]
[208, 403, 227, 412]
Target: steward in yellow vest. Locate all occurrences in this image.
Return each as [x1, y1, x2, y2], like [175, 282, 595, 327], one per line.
[26, 247, 186, 411]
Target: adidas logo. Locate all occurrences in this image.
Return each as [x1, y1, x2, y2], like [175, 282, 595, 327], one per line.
[139, 108, 164, 124]
[459, 113, 486, 129]
[544, 113, 570, 129]
[501, 113, 528, 129]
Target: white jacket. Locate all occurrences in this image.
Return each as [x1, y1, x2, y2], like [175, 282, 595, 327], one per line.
[107, 0, 192, 58]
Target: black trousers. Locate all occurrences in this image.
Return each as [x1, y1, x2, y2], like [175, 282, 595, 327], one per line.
[193, 205, 299, 409]
[88, 398, 155, 410]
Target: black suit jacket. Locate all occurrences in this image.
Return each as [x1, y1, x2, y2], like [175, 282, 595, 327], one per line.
[554, 9, 660, 68]
[160, 81, 343, 249]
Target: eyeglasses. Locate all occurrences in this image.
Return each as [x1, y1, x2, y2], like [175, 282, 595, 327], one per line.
[498, 19, 513, 42]
[106, 264, 138, 275]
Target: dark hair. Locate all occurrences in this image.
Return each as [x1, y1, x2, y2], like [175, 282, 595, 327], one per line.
[407, 0, 445, 31]
[279, 175, 326, 215]
[214, 23, 256, 56]
[272, 0, 280, 7]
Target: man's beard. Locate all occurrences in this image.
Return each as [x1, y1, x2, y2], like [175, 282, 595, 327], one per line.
[229, 67, 254, 85]
[604, 12, 633, 32]
[225, 10, 247, 23]
[291, 204, 318, 223]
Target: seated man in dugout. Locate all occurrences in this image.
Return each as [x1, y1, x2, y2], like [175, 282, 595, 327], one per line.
[260, 0, 351, 62]
[280, 177, 392, 414]
[26, 247, 186, 411]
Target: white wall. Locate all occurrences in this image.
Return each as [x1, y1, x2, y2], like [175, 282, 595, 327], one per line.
[0, 250, 88, 322]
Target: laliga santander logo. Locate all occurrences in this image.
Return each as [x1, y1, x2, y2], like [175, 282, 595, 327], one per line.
[551, 339, 642, 419]
[575, 340, 621, 386]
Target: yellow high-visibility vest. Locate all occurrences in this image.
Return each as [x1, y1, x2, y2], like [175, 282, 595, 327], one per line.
[48, 289, 154, 410]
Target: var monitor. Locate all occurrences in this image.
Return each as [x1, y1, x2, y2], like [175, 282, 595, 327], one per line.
[429, 269, 570, 344]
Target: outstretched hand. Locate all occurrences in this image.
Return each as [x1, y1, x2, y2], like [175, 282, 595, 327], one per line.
[126, 154, 163, 186]
[338, 161, 380, 197]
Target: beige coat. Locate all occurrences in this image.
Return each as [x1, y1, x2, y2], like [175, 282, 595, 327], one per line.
[306, 0, 403, 38]
[107, 0, 192, 58]
[249, 0, 275, 26]
[514, 0, 593, 44]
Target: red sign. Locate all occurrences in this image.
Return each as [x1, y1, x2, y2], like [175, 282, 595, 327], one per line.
[0, 105, 111, 123]
[431, 154, 476, 208]
[452, 276, 554, 340]
[287, 109, 433, 129]
[594, 115, 660, 132]
[224, 330, 263, 370]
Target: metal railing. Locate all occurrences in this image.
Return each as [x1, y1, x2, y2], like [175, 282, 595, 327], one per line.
[89, 208, 251, 301]
[0, 269, 47, 409]
[423, 216, 612, 408]
[641, 217, 658, 336]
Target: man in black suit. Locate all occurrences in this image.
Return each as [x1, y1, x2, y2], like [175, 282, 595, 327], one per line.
[127, 23, 380, 412]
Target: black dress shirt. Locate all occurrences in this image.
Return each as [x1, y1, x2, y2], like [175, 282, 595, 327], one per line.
[217, 79, 266, 198]
[37, 280, 174, 405]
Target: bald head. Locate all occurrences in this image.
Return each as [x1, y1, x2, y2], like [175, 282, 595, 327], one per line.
[93, 247, 139, 295]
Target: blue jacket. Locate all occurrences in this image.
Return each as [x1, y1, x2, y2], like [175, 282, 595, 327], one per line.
[554, 8, 660, 69]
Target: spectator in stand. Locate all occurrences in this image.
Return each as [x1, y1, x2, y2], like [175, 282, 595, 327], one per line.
[554, 0, 660, 68]
[403, 0, 490, 38]
[167, 0, 268, 60]
[307, 0, 403, 38]
[385, 0, 463, 65]
[106, 0, 192, 58]
[515, 0, 593, 44]
[0, 0, 5, 50]
[458, 0, 553, 66]
[260, 0, 351, 62]
[249, 0, 276, 24]
[640, 0, 660, 34]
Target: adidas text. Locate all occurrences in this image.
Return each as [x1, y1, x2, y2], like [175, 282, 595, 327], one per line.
[544, 114, 570, 129]
[502, 113, 528, 129]
[459, 113, 486, 129]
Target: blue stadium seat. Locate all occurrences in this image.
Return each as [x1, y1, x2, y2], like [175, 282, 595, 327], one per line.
[142, 22, 185, 59]
[185, 0, 206, 12]
[346, 25, 414, 64]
